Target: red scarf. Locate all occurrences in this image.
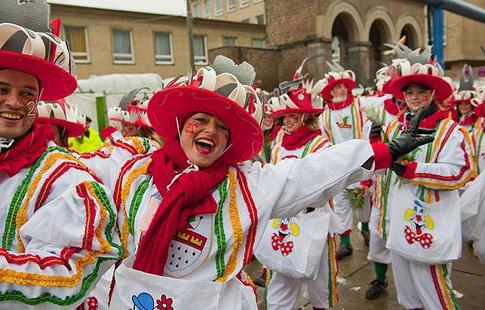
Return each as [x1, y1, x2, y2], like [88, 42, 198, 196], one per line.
[0, 123, 53, 177]
[398, 107, 449, 130]
[327, 96, 353, 110]
[133, 138, 229, 275]
[281, 126, 322, 150]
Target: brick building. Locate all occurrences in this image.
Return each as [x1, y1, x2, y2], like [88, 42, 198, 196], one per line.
[49, 1, 265, 80]
[211, 0, 484, 89]
[190, 0, 266, 25]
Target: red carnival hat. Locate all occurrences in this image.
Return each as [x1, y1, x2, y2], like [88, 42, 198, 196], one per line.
[36, 98, 86, 137]
[386, 44, 452, 102]
[320, 62, 356, 102]
[0, 23, 77, 100]
[148, 56, 263, 163]
[268, 54, 326, 117]
[268, 80, 325, 118]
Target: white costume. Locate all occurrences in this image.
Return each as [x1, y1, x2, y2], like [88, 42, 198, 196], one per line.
[320, 97, 370, 231]
[110, 140, 376, 309]
[384, 113, 474, 309]
[0, 145, 121, 309]
[263, 132, 339, 309]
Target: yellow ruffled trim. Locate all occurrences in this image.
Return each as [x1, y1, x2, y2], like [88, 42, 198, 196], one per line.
[120, 161, 150, 257]
[85, 183, 111, 254]
[126, 137, 146, 154]
[15, 152, 77, 253]
[216, 169, 243, 282]
[0, 250, 99, 287]
[328, 235, 339, 305]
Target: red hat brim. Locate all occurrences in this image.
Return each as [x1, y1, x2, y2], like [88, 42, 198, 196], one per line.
[36, 117, 85, 137]
[388, 74, 452, 102]
[271, 108, 323, 118]
[321, 78, 355, 102]
[148, 86, 263, 164]
[0, 51, 77, 101]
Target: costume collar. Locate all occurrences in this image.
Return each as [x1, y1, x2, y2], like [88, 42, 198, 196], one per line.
[327, 96, 353, 110]
[398, 105, 448, 130]
[0, 123, 54, 177]
[281, 126, 321, 150]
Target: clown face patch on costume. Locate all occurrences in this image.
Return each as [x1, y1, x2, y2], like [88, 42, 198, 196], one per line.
[164, 214, 213, 278]
[270, 218, 300, 256]
[403, 199, 434, 249]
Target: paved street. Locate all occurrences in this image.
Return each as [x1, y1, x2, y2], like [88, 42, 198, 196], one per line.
[247, 224, 485, 309]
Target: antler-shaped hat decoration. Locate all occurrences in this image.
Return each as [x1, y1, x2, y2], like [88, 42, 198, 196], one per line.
[267, 54, 327, 117]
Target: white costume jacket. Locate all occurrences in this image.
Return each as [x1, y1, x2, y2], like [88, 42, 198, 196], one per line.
[0, 146, 121, 309]
[110, 139, 376, 309]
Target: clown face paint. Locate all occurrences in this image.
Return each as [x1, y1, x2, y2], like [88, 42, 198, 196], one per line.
[180, 113, 229, 168]
[330, 83, 348, 103]
[0, 70, 39, 138]
[403, 84, 434, 112]
[282, 113, 304, 133]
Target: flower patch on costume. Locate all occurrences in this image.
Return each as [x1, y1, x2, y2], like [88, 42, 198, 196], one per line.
[403, 199, 435, 249]
[132, 292, 174, 310]
[270, 218, 300, 256]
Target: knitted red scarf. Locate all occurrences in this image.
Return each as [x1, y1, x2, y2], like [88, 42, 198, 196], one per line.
[133, 138, 229, 275]
[0, 123, 54, 177]
[282, 126, 322, 150]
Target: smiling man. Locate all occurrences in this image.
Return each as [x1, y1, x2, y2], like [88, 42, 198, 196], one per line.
[0, 23, 120, 308]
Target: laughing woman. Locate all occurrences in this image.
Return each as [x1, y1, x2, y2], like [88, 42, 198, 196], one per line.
[109, 56, 432, 309]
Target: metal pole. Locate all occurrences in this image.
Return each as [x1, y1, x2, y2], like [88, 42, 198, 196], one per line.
[431, 4, 445, 68]
[186, 0, 195, 71]
[95, 95, 107, 131]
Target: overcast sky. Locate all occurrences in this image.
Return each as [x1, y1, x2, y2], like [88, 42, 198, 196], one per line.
[47, 0, 187, 16]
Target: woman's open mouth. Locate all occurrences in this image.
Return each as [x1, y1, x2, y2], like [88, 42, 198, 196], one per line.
[195, 138, 215, 155]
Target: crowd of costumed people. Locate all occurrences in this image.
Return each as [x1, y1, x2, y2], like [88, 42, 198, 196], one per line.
[1, 20, 484, 310]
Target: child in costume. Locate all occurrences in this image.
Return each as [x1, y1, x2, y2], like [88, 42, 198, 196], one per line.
[0, 23, 120, 308]
[319, 62, 372, 259]
[382, 45, 475, 310]
[106, 56, 432, 309]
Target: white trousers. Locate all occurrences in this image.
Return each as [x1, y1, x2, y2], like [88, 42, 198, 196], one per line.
[333, 191, 354, 232]
[267, 242, 336, 309]
[391, 253, 459, 310]
[368, 205, 390, 264]
[367, 232, 391, 264]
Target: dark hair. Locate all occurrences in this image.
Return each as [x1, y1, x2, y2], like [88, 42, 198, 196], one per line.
[402, 83, 432, 92]
[86, 116, 92, 123]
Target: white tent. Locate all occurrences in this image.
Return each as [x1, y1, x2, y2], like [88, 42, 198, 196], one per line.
[69, 73, 164, 130]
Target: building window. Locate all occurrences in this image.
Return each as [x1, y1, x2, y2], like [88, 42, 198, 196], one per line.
[240, 0, 250, 7]
[63, 25, 89, 63]
[194, 35, 208, 65]
[154, 32, 173, 64]
[223, 36, 237, 46]
[193, 3, 201, 17]
[255, 14, 265, 25]
[241, 18, 250, 23]
[227, 0, 236, 11]
[252, 38, 265, 48]
[216, 0, 223, 15]
[204, 0, 211, 17]
[112, 29, 134, 64]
